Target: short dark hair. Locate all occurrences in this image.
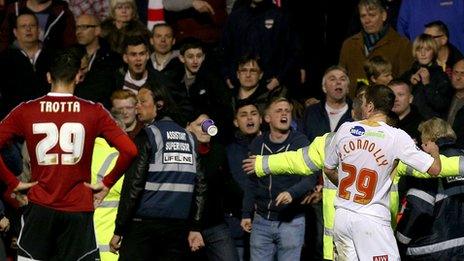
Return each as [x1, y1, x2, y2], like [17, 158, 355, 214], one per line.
[388, 79, 412, 93]
[237, 54, 262, 71]
[14, 11, 38, 28]
[151, 22, 174, 36]
[424, 20, 449, 38]
[364, 84, 395, 115]
[234, 99, 259, 115]
[179, 38, 204, 55]
[122, 36, 149, 53]
[49, 48, 82, 85]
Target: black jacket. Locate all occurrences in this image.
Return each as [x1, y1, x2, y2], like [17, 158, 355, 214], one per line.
[401, 62, 453, 119]
[0, 44, 52, 118]
[397, 105, 424, 142]
[198, 142, 233, 229]
[170, 63, 234, 139]
[397, 138, 464, 260]
[75, 40, 123, 109]
[115, 127, 207, 235]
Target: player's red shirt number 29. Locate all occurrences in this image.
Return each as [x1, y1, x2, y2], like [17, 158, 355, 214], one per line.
[33, 122, 85, 165]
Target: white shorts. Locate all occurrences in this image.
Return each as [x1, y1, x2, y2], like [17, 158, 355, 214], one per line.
[333, 208, 400, 261]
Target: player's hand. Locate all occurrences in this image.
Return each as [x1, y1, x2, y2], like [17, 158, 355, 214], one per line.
[241, 218, 252, 233]
[192, 0, 215, 14]
[301, 185, 323, 204]
[0, 217, 10, 232]
[422, 140, 439, 157]
[188, 231, 205, 252]
[109, 234, 122, 254]
[84, 182, 110, 208]
[275, 191, 293, 206]
[242, 156, 257, 175]
[14, 181, 38, 192]
[14, 192, 29, 207]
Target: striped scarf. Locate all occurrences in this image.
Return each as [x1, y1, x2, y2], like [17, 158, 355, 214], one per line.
[362, 25, 388, 55]
[147, 0, 164, 30]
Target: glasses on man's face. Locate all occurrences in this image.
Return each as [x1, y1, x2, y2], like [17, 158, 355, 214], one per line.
[76, 24, 98, 31]
[238, 68, 260, 75]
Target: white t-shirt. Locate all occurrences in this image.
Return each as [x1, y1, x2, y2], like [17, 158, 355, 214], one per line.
[325, 103, 349, 132]
[324, 120, 434, 224]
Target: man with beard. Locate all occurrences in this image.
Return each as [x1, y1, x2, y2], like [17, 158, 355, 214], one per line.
[241, 97, 315, 261]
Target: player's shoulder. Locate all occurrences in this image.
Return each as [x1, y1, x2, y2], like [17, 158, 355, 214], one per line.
[73, 96, 103, 108]
[74, 96, 110, 114]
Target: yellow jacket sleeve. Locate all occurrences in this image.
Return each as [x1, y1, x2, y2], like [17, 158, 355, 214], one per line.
[396, 155, 462, 178]
[255, 134, 327, 177]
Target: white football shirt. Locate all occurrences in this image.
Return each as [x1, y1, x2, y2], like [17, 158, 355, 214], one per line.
[324, 120, 434, 223]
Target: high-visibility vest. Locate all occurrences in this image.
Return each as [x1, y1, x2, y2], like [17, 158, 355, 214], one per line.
[91, 138, 123, 261]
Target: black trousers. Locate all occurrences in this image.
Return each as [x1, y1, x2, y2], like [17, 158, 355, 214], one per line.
[119, 218, 190, 261]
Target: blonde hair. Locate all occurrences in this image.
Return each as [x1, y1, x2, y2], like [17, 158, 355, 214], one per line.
[109, 0, 138, 20]
[418, 117, 456, 142]
[412, 34, 439, 60]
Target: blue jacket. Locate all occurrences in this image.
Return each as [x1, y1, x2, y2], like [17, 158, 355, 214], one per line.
[397, 0, 464, 53]
[299, 100, 352, 142]
[243, 130, 316, 221]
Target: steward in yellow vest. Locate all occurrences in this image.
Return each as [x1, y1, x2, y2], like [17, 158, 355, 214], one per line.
[91, 138, 124, 261]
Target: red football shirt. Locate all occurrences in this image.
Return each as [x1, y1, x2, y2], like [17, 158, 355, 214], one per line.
[0, 93, 126, 212]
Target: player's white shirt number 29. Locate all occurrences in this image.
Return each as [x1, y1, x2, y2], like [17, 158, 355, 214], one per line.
[33, 122, 85, 165]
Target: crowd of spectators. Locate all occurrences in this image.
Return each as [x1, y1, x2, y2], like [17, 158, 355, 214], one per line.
[0, 0, 463, 260]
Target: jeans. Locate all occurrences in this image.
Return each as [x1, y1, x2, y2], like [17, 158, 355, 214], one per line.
[224, 214, 250, 261]
[250, 214, 305, 261]
[203, 223, 240, 261]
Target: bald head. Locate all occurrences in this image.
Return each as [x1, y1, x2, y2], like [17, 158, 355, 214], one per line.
[75, 15, 100, 47]
[452, 60, 464, 90]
